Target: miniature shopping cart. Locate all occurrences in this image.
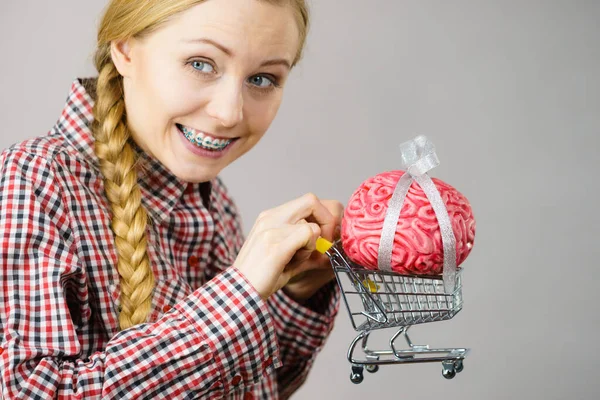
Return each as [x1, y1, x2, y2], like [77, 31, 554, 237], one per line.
[316, 238, 470, 384]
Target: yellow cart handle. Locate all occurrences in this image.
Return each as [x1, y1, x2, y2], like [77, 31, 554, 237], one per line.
[316, 237, 334, 254]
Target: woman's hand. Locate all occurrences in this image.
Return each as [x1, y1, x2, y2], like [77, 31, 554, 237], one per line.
[282, 199, 344, 303]
[232, 193, 339, 300]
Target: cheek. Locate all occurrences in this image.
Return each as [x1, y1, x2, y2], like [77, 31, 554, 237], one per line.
[247, 96, 283, 132]
[136, 59, 200, 121]
[154, 80, 200, 119]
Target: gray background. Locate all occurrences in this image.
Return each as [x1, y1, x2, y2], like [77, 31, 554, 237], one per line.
[1, 1, 599, 399]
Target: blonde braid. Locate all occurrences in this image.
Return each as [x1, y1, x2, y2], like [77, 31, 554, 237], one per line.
[92, 45, 154, 331]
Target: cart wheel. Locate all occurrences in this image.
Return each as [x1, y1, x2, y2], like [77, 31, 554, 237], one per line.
[350, 366, 364, 384]
[365, 364, 379, 373]
[350, 371, 364, 384]
[442, 368, 456, 379]
[454, 360, 464, 373]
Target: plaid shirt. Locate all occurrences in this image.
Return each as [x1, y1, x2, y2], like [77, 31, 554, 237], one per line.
[0, 79, 340, 399]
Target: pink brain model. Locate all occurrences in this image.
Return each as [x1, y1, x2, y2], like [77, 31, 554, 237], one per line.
[341, 170, 476, 275]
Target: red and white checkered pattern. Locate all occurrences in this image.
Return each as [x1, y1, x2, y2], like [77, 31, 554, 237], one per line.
[0, 79, 340, 399]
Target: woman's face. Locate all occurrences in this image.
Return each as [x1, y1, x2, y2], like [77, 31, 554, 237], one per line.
[113, 0, 300, 183]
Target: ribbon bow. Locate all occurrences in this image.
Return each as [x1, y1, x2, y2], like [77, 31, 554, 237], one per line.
[399, 134, 440, 176]
[377, 135, 457, 293]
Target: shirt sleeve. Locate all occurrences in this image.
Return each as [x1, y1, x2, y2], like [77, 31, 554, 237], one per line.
[0, 150, 280, 399]
[209, 177, 341, 398]
[267, 280, 340, 399]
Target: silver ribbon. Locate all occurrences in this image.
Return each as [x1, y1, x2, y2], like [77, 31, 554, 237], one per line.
[377, 135, 457, 293]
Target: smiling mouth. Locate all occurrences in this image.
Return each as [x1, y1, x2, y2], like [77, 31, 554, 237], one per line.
[176, 123, 239, 151]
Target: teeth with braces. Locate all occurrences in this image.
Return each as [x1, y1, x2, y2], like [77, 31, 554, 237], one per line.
[180, 125, 232, 150]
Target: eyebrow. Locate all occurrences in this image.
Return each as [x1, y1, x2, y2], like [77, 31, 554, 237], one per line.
[183, 38, 292, 69]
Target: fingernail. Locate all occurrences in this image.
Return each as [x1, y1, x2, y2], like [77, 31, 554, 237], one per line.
[335, 225, 341, 238]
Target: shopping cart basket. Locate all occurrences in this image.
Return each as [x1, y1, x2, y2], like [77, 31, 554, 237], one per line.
[316, 238, 470, 384]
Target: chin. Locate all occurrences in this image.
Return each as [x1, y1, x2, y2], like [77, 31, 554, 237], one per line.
[168, 162, 221, 183]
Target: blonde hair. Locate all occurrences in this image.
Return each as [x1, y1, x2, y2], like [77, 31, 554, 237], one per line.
[92, 0, 310, 331]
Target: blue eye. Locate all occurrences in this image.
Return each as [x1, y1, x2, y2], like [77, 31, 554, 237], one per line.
[191, 60, 214, 73]
[248, 75, 275, 88]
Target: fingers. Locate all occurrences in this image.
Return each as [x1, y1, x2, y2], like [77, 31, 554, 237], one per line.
[236, 193, 344, 300]
[282, 195, 343, 242]
[266, 222, 321, 267]
[235, 221, 321, 299]
[273, 193, 336, 232]
[285, 222, 321, 256]
[283, 268, 336, 295]
[251, 193, 342, 246]
[288, 198, 343, 242]
[318, 199, 344, 241]
[320, 199, 344, 223]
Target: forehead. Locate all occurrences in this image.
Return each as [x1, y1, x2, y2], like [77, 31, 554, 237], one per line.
[157, 0, 299, 60]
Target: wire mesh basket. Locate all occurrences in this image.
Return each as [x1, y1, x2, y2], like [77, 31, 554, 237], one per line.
[325, 239, 470, 383]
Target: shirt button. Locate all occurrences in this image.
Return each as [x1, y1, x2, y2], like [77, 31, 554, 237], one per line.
[188, 255, 199, 268]
[232, 375, 242, 386]
[244, 393, 254, 400]
[162, 305, 172, 313]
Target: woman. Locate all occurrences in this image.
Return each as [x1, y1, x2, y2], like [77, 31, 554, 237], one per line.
[0, 0, 343, 398]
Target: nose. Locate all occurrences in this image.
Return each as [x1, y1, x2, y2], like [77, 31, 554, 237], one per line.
[205, 78, 244, 128]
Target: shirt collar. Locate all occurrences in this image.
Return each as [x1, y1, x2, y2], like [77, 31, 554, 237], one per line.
[56, 78, 211, 223]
